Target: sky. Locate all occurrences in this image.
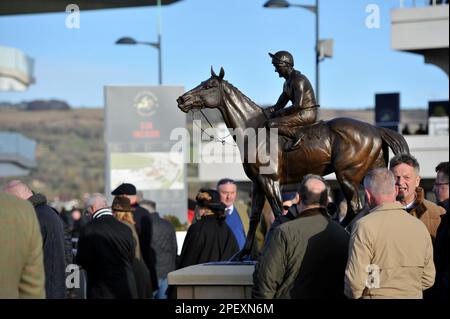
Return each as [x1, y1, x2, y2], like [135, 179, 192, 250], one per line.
[0, 0, 448, 109]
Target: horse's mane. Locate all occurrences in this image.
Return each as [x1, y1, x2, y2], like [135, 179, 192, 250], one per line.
[222, 80, 262, 112]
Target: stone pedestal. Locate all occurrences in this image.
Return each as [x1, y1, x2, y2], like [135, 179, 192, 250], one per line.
[167, 263, 255, 299]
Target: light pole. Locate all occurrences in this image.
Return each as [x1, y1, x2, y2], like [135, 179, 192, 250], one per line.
[264, 0, 320, 103]
[115, 35, 162, 85]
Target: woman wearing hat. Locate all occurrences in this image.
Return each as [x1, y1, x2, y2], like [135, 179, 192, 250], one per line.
[178, 189, 239, 269]
[112, 196, 153, 298]
[112, 197, 142, 259]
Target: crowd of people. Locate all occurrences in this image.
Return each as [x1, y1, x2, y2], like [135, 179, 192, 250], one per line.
[0, 154, 448, 300]
[253, 155, 448, 300]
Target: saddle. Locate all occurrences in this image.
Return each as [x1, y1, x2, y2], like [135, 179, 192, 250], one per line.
[285, 120, 324, 152]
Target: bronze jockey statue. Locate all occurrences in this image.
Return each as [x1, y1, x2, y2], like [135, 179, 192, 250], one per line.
[264, 50, 319, 151]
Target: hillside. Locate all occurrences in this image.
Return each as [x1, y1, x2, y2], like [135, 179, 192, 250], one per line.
[0, 109, 104, 200]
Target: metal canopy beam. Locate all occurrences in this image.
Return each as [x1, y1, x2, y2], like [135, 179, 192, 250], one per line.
[0, 0, 182, 16]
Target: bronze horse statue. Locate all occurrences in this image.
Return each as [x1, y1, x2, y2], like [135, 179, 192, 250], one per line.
[177, 67, 409, 259]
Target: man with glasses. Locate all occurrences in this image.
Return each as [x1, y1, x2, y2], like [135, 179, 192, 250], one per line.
[433, 162, 449, 211]
[433, 162, 449, 300]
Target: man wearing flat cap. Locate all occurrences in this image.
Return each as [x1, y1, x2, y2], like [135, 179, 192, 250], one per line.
[111, 183, 158, 294]
[264, 50, 319, 151]
[111, 183, 137, 196]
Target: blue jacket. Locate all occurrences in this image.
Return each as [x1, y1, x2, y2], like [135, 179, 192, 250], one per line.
[225, 207, 246, 250]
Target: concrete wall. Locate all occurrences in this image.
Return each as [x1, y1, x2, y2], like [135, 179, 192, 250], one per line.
[391, 5, 449, 51]
[391, 4, 449, 75]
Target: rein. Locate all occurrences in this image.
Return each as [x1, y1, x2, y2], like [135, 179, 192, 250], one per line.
[190, 110, 237, 147]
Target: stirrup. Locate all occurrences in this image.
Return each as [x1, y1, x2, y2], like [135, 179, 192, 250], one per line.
[291, 138, 302, 149]
[285, 134, 303, 151]
[286, 140, 299, 151]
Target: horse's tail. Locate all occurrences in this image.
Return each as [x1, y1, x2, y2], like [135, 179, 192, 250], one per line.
[378, 127, 410, 162]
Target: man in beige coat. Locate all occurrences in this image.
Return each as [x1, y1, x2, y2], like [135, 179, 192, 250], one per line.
[0, 192, 45, 298]
[345, 168, 435, 299]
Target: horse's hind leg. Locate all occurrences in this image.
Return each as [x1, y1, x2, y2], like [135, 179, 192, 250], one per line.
[231, 180, 266, 261]
[372, 146, 389, 169]
[335, 172, 363, 227]
[332, 140, 382, 227]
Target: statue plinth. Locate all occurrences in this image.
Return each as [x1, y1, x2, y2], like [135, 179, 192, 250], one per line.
[167, 262, 255, 299]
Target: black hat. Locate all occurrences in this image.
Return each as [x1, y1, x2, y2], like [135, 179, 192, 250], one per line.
[111, 183, 137, 196]
[195, 188, 226, 212]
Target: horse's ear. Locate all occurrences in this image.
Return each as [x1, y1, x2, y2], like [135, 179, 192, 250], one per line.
[219, 67, 225, 80]
[211, 66, 217, 78]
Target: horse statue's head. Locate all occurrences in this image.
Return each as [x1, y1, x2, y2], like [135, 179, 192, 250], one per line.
[177, 67, 225, 113]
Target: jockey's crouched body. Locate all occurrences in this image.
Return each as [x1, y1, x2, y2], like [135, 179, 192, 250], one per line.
[264, 50, 319, 151]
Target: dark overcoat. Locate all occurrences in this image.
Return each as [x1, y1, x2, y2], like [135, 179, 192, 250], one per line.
[76, 209, 137, 299]
[29, 194, 67, 299]
[178, 215, 239, 269]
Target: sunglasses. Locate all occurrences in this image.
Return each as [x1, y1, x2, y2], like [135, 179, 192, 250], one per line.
[283, 205, 291, 210]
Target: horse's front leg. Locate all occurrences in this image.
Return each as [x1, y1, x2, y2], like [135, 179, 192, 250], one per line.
[259, 176, 283, 218]
[230, 181, 265, 261]
[235, 175, 283, 259]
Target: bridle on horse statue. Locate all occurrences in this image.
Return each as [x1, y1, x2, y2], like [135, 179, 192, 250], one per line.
[189, 79, 237, 147]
